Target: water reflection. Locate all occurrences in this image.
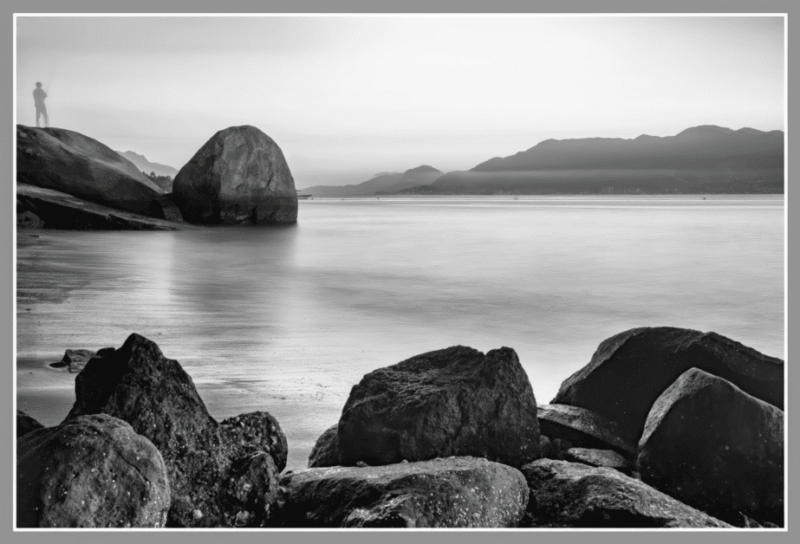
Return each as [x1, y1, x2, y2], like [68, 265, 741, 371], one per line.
[16, 197, 784, 470]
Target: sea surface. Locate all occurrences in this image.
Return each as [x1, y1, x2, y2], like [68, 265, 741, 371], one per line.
[16, 195, 785, 471]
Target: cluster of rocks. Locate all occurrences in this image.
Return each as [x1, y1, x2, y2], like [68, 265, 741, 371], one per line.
[18, 334, 287, 528]
[17, 326, 784, 529]
[16, 124, 298, 230]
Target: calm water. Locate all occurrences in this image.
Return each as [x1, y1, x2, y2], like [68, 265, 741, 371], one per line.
[16, 195, 785, 470]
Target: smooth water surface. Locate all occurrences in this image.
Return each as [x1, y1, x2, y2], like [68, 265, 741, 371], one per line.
[16, 195, 785, 470]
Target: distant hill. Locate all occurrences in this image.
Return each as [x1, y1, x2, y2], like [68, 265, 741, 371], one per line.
[117, 151, 179, 179]
[302, 165, 442, 197]
[406, 126, 784, 195]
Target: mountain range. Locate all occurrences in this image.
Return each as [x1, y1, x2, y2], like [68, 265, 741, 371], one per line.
[401, 126, 783, 195]
[300, 165, 442, 197]
[117, 150, 179, 179]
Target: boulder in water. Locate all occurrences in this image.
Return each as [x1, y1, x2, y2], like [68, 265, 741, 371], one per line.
[172, 125, 298, 225]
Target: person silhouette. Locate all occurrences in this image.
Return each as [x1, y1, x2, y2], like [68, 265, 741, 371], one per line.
[33, 82, 49, 128]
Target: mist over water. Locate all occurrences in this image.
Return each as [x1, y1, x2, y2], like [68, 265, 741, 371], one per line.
[16, 195, 784, 470]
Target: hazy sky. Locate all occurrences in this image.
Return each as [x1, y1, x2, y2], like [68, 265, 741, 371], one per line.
[16, 15, 785, 188]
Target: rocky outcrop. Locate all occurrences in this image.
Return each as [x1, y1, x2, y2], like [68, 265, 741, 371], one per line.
[562, 448, 631, 474]
[17, 410, 44, 438]
[637, 368, 784, 526]
[337, 346, 541, 467]
[278, 457, 528, 528]
[17, 414, 170, 528]
[308, 424, 340, 468]
[521, 459, 729, 528]
[537, 404, 636, 456]
[17, 184, 189, 231]
[552, 327, 783, 443]
[172, 125, 298, 225]
[16, 125, 163, 215]
[62, 333, 286, 527]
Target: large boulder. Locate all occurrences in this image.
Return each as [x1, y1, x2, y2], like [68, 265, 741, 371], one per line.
[537, 404, 636, 456]
[17, 184, 187, 231]
[552, 327, 783, 443]
[63, 333, 287, 527]
[17, 410, 44, 438]
[521, 459, 729, 528]
[637, 368, 784, 526]
[172, 125, 298, 225]
[278, 457, 528, 528]
[308, 424, 340, 468]
[16, 125, 163, 215]
[337, 346, 541, 467]
[17, 414, 170, 528]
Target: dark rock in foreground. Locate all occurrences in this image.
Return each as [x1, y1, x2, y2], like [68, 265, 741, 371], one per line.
[563, 447, 631, 474]
[278, 457, 528, 528]
[17, 414, 170, 528]
[308, 424, 339, 468]
[552, 327, 783, 443]
[220, 412, 288, 474]
[17, 184, 190, 231]
[173, 125, 298, 225]
[537, 404, 636, 456]
[63, 333, 286, 527]
[220, 451, 280, 527]
[16, 125, 163, 215]
[16, 410, 44, 438]
[521, 459, 730, 528]
[637, 368, 784, 527]
[337, 345, 541, 467]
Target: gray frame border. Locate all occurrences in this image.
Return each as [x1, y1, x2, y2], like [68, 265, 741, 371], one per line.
[3, 1, 795, 543]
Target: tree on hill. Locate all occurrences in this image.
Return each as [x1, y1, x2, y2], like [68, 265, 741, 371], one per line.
[144, 171, 174, 192]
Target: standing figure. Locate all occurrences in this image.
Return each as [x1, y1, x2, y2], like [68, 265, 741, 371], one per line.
[33, 82, 49, 128]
